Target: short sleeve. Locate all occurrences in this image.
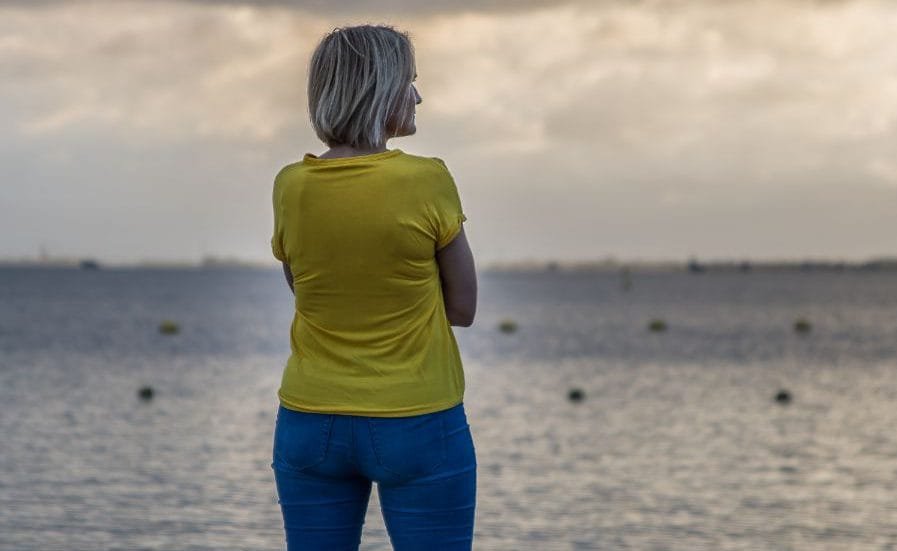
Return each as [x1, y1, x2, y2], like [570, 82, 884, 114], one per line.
[271, 176, 286, 262]
[430, 157, 468, 251]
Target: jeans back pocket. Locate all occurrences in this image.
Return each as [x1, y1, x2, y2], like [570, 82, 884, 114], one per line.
[367, 411, 447, 479]
[272, 406, 334, 473]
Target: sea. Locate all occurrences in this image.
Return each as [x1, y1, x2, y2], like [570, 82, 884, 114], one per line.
[2, 265, 897, 550]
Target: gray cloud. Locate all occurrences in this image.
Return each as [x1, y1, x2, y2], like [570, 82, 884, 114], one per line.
[0, 0, 561, 16]
[2, 0, 896, 264]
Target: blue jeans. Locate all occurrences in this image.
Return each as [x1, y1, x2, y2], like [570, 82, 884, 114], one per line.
[271, 402, 477, 550]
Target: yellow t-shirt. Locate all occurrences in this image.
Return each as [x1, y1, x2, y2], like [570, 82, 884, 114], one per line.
[270, 148, 468, 417]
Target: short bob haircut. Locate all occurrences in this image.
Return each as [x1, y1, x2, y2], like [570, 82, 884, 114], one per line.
[308, 25, 416, 150]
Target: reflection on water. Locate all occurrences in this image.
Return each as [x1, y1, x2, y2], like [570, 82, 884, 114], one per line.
[2, 267, 897, 550]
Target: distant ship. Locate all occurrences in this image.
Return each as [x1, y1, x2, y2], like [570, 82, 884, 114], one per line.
[79, 259, 101, 270]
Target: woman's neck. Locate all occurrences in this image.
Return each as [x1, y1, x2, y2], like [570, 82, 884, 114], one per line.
[319, 143, 388, 159]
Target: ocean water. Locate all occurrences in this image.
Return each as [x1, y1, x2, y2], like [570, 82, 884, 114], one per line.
[2, 266, 897, 550]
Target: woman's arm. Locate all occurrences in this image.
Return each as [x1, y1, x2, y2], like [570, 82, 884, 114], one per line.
[282, 262, 294, 295]
[436, 226, 477, 327]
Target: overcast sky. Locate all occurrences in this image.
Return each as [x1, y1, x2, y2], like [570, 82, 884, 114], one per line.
[2, 0, 896, 266]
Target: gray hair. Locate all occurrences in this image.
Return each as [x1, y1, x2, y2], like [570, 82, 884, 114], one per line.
[307, 25, 416, 149]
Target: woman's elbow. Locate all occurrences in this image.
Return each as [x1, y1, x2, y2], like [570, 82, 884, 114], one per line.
[446, 305, 476, 327]
[436, 226, 477, 328]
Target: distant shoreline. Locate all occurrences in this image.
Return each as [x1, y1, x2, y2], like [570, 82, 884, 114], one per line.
[2, 257, 897, 273]
[484, 258, 897, 273]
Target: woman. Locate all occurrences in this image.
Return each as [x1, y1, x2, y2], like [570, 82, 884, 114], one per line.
[269, 25, 478, 551]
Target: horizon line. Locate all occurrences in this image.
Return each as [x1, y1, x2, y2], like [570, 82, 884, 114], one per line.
[3, 254, 897, 271]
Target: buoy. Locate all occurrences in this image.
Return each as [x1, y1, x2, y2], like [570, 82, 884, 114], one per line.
[138, 386, 154, 400]
[793, 319, 811, 335]
[158, 321, 180, 335]
[498, 319, 518, 334]
[568, 388, 585, 402]
[648, 319, 667, 332]
[774, 389, 791, 404]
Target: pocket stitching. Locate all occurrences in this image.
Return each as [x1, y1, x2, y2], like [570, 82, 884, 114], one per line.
[313, 415, 333, 467]
[274, 411, 334, 473]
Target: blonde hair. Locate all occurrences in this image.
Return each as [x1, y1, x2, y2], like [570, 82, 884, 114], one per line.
[307, 25, 416, 149]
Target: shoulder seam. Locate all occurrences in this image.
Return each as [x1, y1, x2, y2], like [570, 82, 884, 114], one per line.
[426, 156, 452, 177]
[276, 161, 304, 179]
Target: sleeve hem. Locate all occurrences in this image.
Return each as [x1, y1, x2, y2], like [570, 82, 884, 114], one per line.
[436, 213, 467, 251]
[271, 237, 286, 262]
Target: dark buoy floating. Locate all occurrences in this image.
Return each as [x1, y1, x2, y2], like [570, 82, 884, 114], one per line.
[647, 319, 667, 333]
[774, 389, 791, 404]
[568, 388, 585, 403]
[793, 319, 811, 335]
[138, 386, 154, 401]
[498, 319, 518, 334]
[159, 320, 180, 335]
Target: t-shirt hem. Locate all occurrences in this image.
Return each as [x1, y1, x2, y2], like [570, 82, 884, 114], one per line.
[278, 393, 464, 418]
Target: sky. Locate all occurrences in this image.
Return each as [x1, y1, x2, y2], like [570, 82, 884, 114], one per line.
[1, 0, 896, 267]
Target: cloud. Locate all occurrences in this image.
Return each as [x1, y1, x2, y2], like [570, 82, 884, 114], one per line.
[0, 0, 560, 16]
[2, 0, 897, 263]
[1, 2, 323, 143]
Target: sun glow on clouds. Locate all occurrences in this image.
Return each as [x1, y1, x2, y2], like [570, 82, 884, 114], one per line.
[2, 0, 897, 262]
[5, 1, 896, 154]
[4, 1, 324, 142]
